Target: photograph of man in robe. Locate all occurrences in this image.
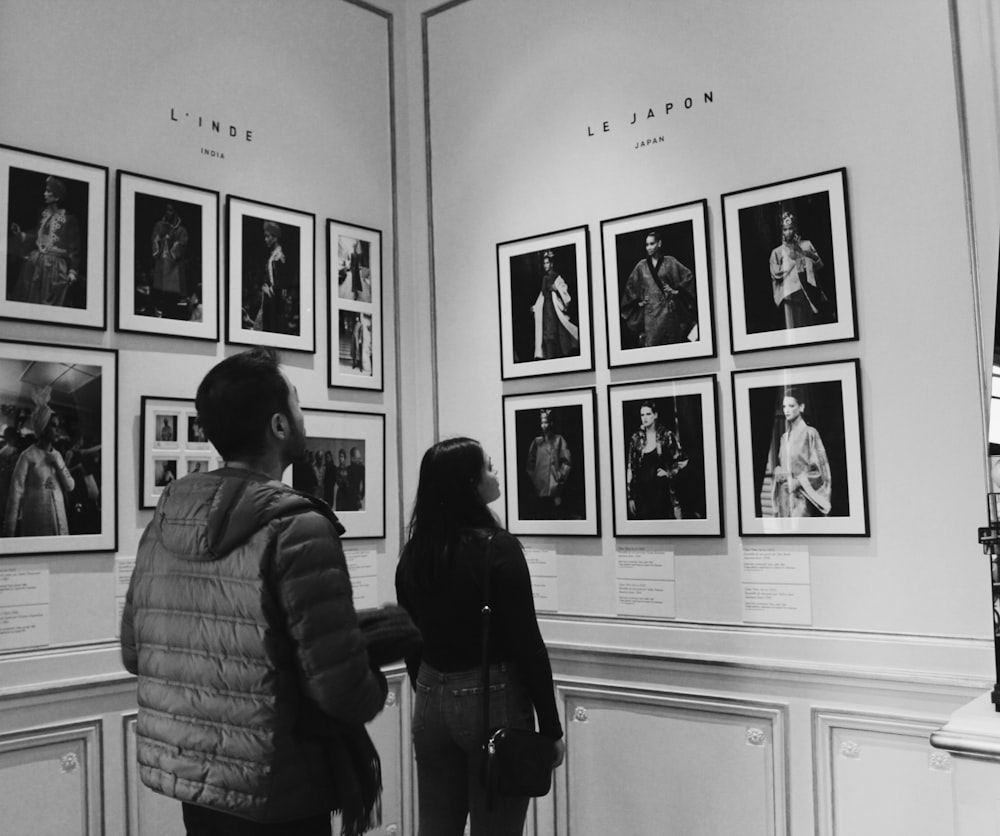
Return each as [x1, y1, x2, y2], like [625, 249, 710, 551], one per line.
[747, 379, 850, 519]
[513, 403, 587, 521]
[507, 243, 580, 365]
[131, 193, 203, 321]
[240, 216, 301, 336]
[737, 191, 838, 336]
[616, 222, 698, 350]
[6, 167, 89, 310]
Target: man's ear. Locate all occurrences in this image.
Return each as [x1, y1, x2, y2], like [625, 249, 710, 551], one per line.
[270, 412, 288, 440]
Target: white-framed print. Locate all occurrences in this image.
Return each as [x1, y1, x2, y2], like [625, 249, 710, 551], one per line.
[732, 359, 869, 536]
[496, 225, 594, 380]
[608, 375, 723, 537]
[327, 219, 383, 391]
[501, 387, 599, 536]
[116, 171, 219, 341]
[601, 199, 715, 367]
[226, 195, 315, 353]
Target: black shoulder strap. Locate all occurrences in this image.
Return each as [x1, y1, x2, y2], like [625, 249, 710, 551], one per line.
[480, 531, 499, 742]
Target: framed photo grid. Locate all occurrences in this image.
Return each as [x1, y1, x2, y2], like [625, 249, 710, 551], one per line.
[502, 387, 599, 537]
[0, 143, 108, 330]
[731, 359, 869, 536]
[607, 375, 723, 537]
[284, 408, 385, 539]
[226, 195, 315, 353]
[601, 199, 715, 367]
[327, 219, 383, 391]
[0, 339, 117, 555]
[116, 171, 219, 341]
[496, 226, 594, 380]
[722, 168, 857, 353]
[139, 397, 221, 509]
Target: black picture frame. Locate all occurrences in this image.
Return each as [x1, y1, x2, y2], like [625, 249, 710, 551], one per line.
[226, 195, 315, 353]
[0, 143, 108, 330]
[607, 375, 723, 537]
[139, 396, 222, 509]
[496, 225, 594, 380]
[326, 219, 383, 391]
[283, 408, 385, 539]
[722, 168, 857, 353]
[0, 338, 117, 555]
[116, 171, 219, 341]
[601, 199, 716, 367]
[501, 387, 600, 536]
[732, 359, 869, 536]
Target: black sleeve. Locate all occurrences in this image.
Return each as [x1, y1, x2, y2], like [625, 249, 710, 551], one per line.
[492, 533, 563, 739]
[394, 556, 422, 689]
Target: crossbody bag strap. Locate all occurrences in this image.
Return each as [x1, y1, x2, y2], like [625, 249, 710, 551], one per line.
[480, 531, 499, 744]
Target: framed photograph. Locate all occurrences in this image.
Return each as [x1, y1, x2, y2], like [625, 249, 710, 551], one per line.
[608, 375, 722, 537]
[116, 171, 219, 340]
[497, 226, 594, 379]
[0, 339, 117, 555]
[732, 359, 869, 536]
[0, 144, 107, 329]
[601, 200, 715, 367]
[327, 219, 383, 391]
[139, 397, 221, 509]
[501, 387, 599, 536]
[722, 168, 857, 353]
[283, 409, 385, 539]
[226, 195, 315, 353]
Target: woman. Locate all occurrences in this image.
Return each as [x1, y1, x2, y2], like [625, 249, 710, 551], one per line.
[395, 437, 565, 836]
[763, 388, 832, 518]
[4, 393, 75, 538]
[626, 401, 688, 520]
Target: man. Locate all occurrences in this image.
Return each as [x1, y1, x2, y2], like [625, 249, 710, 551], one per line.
[619, 230, 697, 347]
[251, 221, 288, 334]
[121, 348, 388, 836]
[769, 211, 826, 329]
[347, 446, 365, 511]
[150, 201, 189, 314]
[531, 250, 579, 359]
[9, 175, 81, 307]
[525, 408, 572, 518]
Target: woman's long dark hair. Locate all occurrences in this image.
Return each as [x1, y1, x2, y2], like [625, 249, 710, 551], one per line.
[404, 437, 498, 587]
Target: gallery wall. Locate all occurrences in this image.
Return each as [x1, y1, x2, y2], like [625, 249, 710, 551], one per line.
[0, 0, 399, 659]
[418, 0, 994, 665]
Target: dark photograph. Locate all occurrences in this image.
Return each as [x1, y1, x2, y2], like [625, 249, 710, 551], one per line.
[508, 243, 581, 366]
[737, 190, 837, 336]
[240, 215, 301, 337]
[747, 380, 847, 520]
[0, 357, 106, 542]
[513, 403, 587, 522]
[291, 438, 366, 513]
[337, 310, 373, 376]
[619, 394, 706, 522]
[131, 192, 204, 322]
[6, 166, 90, 310]
[614, 222, 698, 351]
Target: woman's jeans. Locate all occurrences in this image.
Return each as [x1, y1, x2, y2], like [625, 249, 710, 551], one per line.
[413, 662, 534, 836]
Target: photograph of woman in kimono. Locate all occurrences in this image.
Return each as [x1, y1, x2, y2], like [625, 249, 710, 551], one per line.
[760, 387, 832, 518]
[626, 400, 688, 520]
[3, 388, 75, 537]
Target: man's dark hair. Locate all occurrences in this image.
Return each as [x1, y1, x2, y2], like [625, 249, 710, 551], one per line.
[195, 348, 290, 461]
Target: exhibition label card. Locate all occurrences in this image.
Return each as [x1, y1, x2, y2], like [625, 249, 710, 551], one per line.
[616, 579, 676, 619]
[351, 575, 378, 610]
[0, 605, 49, 651]
[115, 556, 136, 597]
[616, 546, 675, 580]
[345, 548, 377, 579]
[0, 563, 49, 606]
[742, 583, 812, 625]
[523, 545, 557, 577]
[531, 575, 559, 612]
[741, 546, 809, 583]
